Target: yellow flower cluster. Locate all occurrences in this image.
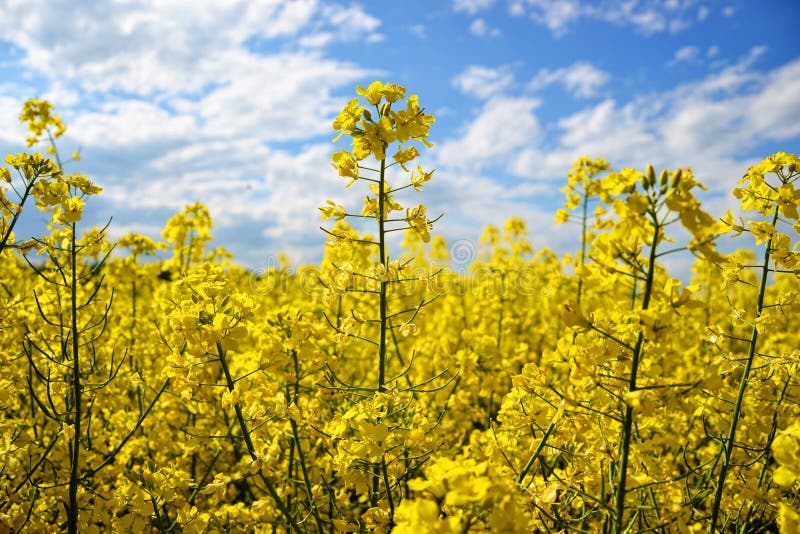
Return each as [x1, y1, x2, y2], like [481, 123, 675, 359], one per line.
[1, 96, 798, 534]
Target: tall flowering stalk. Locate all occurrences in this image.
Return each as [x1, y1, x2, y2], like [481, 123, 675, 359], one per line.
[17, 100, 103, 534]
[710, 153, 800, 532]
[555, 156, 611, 305]
[557, 163, 723, 532]
[14, 100, 167, 534]
[325, 81, 436, 391]
[320, 80, 441, 530]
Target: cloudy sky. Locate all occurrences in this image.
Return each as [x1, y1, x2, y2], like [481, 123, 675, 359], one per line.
[1, 0, 798, 270]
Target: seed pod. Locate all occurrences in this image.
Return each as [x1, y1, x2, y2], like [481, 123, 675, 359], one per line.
[646, 164, 656, 188]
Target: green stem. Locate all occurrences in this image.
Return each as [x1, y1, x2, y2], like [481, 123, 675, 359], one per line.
[381, 455, 395, 528]
[0, 176, 37, 254]
[290, 418, 326, 532]
[216, 342, 302, 533]
[288, 348, 325, 532]
[67, 221, 81, 534]
[708, 206, 779, 533]
[518, 420, 556, 485]
[577, 189, 589, 304]
[378, 157, 388, 393]
[375, 154, 394, 524]
[614, 219, 659, 534]
[86, 379, 169, 476]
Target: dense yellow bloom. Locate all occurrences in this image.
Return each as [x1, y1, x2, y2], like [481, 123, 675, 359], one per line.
[778, 504, 800, 534]
[19, 98, 67, 146]
[117, 232, 164, 255]
[773, 422, 800, 487]
[3, 92, 798, 534]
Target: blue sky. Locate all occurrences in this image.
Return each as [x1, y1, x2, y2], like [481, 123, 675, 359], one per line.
[1, 0, 799, 272]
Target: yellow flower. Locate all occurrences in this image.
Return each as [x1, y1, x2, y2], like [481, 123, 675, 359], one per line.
[331, 149, 359, 186]
[392, 145, 419, 171]
[379, 82, 406, 103]
[773, 422, 800, 487]
[749, 221, 776, 245]
[356, 80, 387, 105]
[720, 209, 745, 236]
[399, 322, 417, 337]
[554, 208, 570, 224]
[362, 196, 378, 217]
[562, 300, 591, 329]
[410, 165, 434, 191]
[19, 98, 67, 145]
[320, 200, 347, 221]
[392, 94, 435, 144]
[406, 204, 430, 242]
[117, 233, 165, 255]
[67, 174, 102, 195]
[332, 98, 364, 140]
[602, 168, 641, 195]
[779, 504, 800, 533]
[54, 195, 85, 224]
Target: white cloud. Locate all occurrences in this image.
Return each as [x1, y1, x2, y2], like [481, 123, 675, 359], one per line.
[396, 47, 792, 235]
[410, 24, 427, 39]
[70, 100, 197, 148]
[509, 1, 526, 16]
[454, 0, 495, 15]
[670, 45, 700, 64]
[0, 95, 27, 145]
[452, 65, 514, 99]
[316, 3, 383, 44]
[469, 18, 502, 37]
[669, 18, 690, 33]
[437, 97, 541, 169]
[0, 0, 381, 96]
[507, 51, 800, 191]
[0, 0, 384, 267]
[97, 139, 346, 267]
[743, 59, 800, 139]
[511, 0, 707, 36]
[528, 62, 610, 98]
[509, 98, 657, 179]
[191, 52, 369, 142]
[524, 0, 582, 35]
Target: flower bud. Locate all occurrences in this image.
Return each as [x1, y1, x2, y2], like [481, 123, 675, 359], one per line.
[659, 169, 669, 194]
[645, 164, 656, 188]
[671, 168, 682, 189]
